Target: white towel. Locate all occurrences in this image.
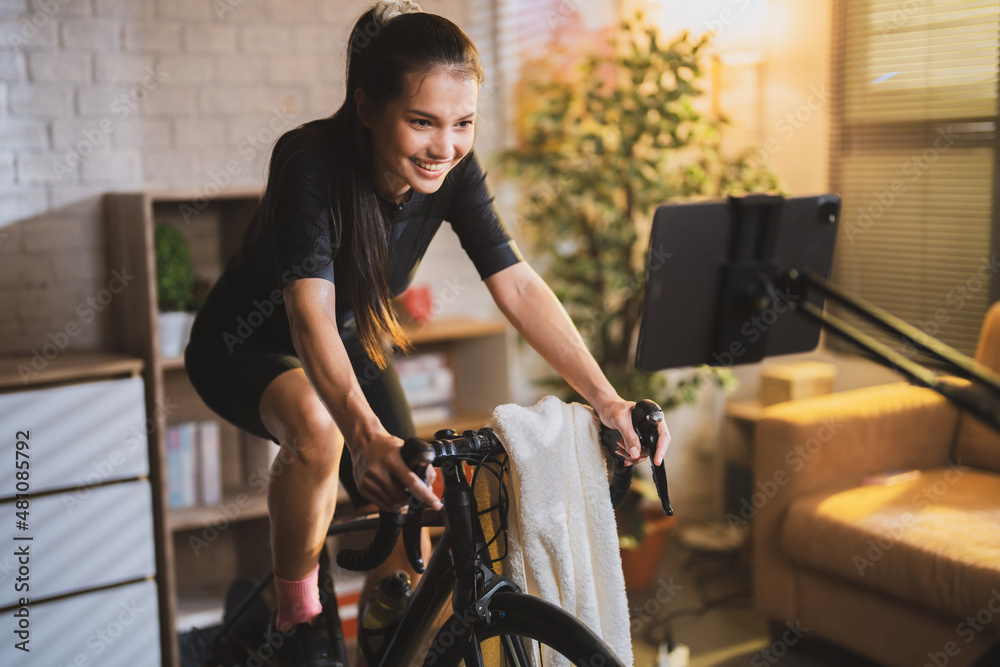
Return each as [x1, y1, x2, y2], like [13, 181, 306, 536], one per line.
[488, 396, 634, 667]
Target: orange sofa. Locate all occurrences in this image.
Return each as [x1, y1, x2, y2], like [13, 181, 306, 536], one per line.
[753, 303, 1000, 666]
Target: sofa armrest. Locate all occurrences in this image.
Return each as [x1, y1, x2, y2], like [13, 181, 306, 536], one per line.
[752, 381, 960, 621]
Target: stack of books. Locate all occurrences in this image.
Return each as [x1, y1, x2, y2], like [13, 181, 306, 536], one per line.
[166, 421, 222, 509]
[394, 352, 455, 428]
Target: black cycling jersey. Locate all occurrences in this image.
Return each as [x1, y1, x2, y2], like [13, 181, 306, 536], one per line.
[200, 124, 523, 353]
[185, 124, 522, 476]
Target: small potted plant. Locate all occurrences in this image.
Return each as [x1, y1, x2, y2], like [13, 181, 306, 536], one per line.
[616, 477, 674, 590]
[154, 223, 203, 358]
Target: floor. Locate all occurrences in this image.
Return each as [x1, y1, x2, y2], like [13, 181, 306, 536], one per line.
[627, 532, 881, 667]
[182, 533, 999, 666]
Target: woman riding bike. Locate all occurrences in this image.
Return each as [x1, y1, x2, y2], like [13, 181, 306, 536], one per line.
[185, 2, 670, 665]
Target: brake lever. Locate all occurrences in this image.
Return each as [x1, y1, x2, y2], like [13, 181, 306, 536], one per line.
[632, 399, 673, 516]
[400, 437, 436, 573]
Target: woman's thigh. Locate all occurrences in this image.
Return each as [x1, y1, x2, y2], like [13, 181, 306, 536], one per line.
[337, 336, 416, 506]
[185, 329, 414, 505]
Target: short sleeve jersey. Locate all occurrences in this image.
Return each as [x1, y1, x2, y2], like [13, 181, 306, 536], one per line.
[212, 126, 523, 350]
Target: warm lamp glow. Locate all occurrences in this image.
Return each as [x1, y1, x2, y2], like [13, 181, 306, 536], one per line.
[648, 0, 771, 54]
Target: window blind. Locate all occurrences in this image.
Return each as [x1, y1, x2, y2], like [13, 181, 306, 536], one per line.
[830, 0, 999, 359]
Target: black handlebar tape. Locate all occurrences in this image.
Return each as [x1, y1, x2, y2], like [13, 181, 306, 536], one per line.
[400, 437, 435, 574]
[336, 510, 405, 571]
[403, 498, 426, 574]
[336, 438, 435, 571]
[401, 437, 436, 469]
[599, 423, 634, 508]
[631, 399, 673, 516]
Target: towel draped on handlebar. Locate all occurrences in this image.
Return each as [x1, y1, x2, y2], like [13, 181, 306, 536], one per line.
[488, 396, 635, 667]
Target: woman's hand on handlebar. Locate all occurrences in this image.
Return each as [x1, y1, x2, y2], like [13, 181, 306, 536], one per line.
[353, 432, 442, 512]
[594, 396, 671, 466]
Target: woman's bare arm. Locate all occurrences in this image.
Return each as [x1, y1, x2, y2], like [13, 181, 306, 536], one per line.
[283, 278, 441, 510]
[484, 262, 671, 465]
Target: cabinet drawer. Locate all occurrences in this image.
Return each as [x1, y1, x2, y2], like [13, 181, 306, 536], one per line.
[0, 376, 148, 497]
[0, 480, 156, 607]
[0, 578, 160, 667]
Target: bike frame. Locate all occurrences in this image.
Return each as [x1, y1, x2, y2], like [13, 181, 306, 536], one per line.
[377, 456, 524, 666]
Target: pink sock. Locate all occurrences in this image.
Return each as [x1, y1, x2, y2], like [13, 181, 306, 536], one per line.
[274, 564, 323, 632]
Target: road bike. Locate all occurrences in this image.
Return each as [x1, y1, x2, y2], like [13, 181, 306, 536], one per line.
[202, 400, 673, 666]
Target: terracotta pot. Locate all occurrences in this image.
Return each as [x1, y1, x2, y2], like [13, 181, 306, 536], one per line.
[619, 509, 676, 590]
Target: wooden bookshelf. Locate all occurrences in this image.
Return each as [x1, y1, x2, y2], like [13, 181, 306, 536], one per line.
[105, 189, 265, 667]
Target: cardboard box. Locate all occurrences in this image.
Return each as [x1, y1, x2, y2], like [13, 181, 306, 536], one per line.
[759, 361, 836, 406]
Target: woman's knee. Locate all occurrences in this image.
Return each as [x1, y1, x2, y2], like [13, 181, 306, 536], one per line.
[260, 371, 345, 477]
[283, 403, 344, 474]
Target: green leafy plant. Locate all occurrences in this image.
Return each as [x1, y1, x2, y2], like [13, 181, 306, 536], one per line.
[154, 223, 196, 312]
[500, 13, 778, 407]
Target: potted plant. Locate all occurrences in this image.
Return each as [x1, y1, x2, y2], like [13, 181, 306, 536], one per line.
[616, 478, 675, 589]
[499, 14, 777, 583]
[154, 223, 206, 358]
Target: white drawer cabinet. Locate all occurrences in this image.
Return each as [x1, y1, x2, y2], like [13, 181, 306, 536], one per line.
[0, 376, 148, 497]
[0, 363, 160, 667]
[0, 578, 160, 667]
[0, 480, 156, 606]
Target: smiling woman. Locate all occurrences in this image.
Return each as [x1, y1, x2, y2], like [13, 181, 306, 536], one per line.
[182, 2, 668, 665]
[359, 71, 479, 199]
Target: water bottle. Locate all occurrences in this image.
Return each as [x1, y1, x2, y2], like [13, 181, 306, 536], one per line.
[358, 570, 412, 662]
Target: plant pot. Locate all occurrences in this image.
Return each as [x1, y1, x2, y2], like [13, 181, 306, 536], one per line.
[619, 509, 676, 590]
[159, 311, 194, 359]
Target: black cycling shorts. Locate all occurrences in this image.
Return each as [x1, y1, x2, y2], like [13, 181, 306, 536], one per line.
[184, 293, 414, 508]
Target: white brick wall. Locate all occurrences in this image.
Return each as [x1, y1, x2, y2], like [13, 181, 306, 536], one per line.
[0, 0, 476, 355]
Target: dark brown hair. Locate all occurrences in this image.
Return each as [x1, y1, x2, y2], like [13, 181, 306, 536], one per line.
[259, 7, 484, 368]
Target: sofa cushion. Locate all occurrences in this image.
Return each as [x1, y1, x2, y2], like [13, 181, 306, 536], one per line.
[781, 467, 1000, 620]
[953, 300, 1000, 473]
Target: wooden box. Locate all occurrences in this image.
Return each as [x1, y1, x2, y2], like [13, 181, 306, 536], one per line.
[759, 361, 836, 406]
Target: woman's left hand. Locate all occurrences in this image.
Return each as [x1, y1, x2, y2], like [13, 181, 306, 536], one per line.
[594, 396, 671, 467]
